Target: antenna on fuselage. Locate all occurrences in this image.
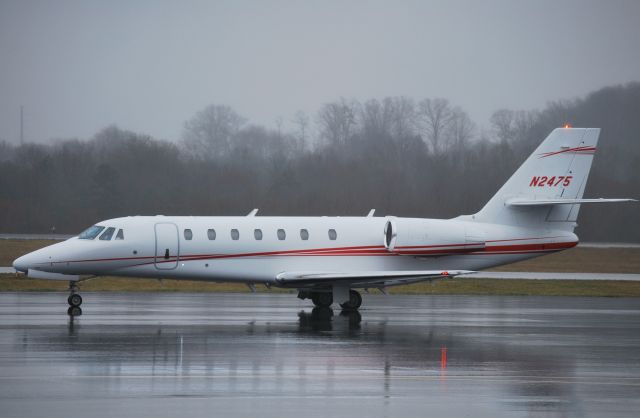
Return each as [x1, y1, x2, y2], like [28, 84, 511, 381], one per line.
[247, 208, 259, 217]
[366, 209, 375, 217]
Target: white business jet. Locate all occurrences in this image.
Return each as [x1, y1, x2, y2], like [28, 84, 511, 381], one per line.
[13, 127, 636, 311]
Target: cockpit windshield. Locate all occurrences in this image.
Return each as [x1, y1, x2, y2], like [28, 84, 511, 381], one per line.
[78, 225, 105, 240]
[99, 227, 116, 241]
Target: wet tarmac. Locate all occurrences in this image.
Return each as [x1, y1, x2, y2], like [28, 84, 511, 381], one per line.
[1, 293, 640, 417]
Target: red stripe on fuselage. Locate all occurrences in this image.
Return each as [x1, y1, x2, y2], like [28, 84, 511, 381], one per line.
[53, 238, 577, 268]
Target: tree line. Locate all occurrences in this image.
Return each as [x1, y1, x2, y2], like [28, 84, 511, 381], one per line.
[0, 82, 638, 242]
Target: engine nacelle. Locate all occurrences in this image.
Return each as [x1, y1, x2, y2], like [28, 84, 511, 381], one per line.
[383, 217, 485, 256]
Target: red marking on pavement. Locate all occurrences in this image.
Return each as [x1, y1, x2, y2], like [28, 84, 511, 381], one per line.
[441, 346, 447, 369]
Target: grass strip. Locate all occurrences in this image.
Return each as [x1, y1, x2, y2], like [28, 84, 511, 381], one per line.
[2, 274, 640, 297]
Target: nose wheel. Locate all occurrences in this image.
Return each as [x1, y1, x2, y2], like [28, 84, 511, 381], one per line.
[67, 281, 82, 307]
[68, 293, 82, 307]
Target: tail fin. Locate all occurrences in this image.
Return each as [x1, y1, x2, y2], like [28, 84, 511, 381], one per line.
[474, 127, 600, 230]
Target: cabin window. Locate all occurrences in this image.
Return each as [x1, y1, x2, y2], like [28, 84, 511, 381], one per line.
[99, 227, 116, 241]
[78, 225, 105, 240]
[300, 229, 309, 240]
[254, 229, 263, 240]
[277, 229, 286, 240]
[207, 229, 216, 240]
[231, 229, 239, 240]
[115, 229, 124, 240]
[328, 229, 337, 240]
[184, 229, 193, 240]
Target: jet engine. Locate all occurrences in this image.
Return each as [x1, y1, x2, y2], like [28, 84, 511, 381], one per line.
[383, 217, 485, 256]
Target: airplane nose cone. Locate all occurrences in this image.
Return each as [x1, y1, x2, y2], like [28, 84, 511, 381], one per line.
[13, 254, 30, 273]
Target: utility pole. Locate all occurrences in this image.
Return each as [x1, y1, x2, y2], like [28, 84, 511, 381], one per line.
[20, 105, 24, 145]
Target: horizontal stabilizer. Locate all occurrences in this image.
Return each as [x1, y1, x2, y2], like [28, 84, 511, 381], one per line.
[276, 270, 474, 288]
[507, 198, 637, 206]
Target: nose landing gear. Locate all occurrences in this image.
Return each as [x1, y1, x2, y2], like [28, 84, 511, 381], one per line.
[67, 281, 83, 316]
[67, 281, 82, 307]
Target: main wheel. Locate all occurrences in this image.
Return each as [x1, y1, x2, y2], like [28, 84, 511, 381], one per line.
[68, 294, 82, 307]
[311, 292, 333, 308]
[340, 290, 362, 310]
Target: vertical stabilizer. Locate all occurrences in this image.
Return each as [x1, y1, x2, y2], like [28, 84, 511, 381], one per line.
[474, 127, 600, 229]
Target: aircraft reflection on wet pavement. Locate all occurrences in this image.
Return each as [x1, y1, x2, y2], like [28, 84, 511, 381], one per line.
[2, 293, 640, 417]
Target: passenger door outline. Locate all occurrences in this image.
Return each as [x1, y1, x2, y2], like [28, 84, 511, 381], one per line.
[154, 223, 179, 270]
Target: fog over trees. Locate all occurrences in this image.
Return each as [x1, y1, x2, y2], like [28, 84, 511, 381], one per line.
[0, 83, 638, 242]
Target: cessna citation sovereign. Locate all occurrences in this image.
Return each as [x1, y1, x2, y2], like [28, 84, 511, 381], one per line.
[13, 127, 636, 312]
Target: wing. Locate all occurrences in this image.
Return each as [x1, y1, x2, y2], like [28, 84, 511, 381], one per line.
[275, 270, 475, 288]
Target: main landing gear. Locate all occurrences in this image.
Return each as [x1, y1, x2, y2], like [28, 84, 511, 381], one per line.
[298, 289, 363, 310]
[339, 289, 363, 311]
[311, 292, 333, 308]
[67, 281, 82, 316]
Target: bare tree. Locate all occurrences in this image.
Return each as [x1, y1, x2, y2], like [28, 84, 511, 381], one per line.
[388, 96, 417, 140]
[360, 98, 393, 138]
[291, 111, 308, 141]
[183, 104, 246, 158]
[490, 108, 541, 157]
[490, 109, 515, 143]
[417, 98, 454, 155]
[275, 116, 284, 139]
[316, 98, 358, 146]
[448, 107, 475, 152]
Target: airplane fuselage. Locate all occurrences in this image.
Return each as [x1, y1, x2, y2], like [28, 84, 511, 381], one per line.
[15, 215, 578, 286]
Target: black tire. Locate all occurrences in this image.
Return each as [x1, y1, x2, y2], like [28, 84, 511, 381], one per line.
[68, 294, 82, 307]
[312, 292, 333, 308]
[340, 290, 362, 310]
[67, 306, 82, 316]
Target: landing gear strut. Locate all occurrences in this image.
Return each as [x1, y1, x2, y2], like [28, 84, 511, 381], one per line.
[67, 281, 82, 316]
[340, 290, 362, 311]
[67, 281, 82, 307]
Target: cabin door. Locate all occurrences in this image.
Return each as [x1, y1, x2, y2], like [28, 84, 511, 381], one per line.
[154, 223, 179, 269]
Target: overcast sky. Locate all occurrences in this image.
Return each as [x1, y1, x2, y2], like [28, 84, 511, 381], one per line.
[1, 0, 639, 143]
